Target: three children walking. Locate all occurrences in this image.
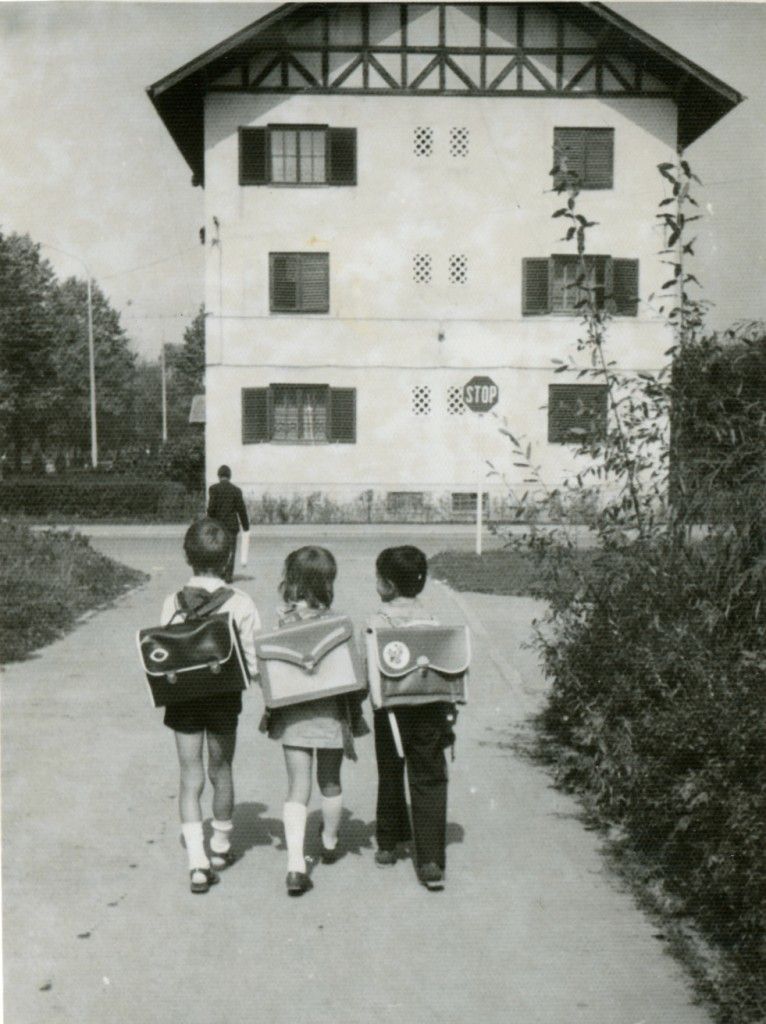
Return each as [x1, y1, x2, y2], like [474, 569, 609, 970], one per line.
[160, 520, 459, 896]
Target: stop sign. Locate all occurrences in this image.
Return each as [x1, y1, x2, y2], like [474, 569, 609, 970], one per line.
[463, 376, 499, 413]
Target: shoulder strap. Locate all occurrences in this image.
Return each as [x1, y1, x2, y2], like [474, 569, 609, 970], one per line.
[180, 586, 234, 622]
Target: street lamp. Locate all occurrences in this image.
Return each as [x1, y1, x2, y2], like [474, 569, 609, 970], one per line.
[40, 244, 97, 468]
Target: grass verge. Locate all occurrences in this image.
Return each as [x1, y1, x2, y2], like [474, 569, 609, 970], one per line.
[0, 519, 148, 663]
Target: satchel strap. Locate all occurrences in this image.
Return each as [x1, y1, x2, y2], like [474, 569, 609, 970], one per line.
[175, 586, 234, 623]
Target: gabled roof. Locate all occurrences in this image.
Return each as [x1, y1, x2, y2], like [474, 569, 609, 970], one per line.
[148, 2, 743, 184]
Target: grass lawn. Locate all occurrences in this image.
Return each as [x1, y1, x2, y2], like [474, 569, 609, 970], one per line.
[429, 545, 596, 597]
[0, 519, 148, 662]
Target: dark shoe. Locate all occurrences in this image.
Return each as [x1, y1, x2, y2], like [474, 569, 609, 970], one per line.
[417, 862, 445, 891]
[286, 871, 313, 896]
[190, 867, 220, 894]
[375, 848, 397, 867]
[318, 824, 340, 864]
[210, 848, 239, 871]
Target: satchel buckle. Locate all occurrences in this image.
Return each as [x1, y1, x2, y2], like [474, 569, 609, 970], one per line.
[417, 655, 429, 678]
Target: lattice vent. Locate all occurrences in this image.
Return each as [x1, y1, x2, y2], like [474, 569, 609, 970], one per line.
[413, 254, 432, 284]
[414, 126, 434, 157]
[411, 385, 432, 416]
[450, 127, 469, 157]
[447, 386, 466, 416]
[449, 254, 468, 284]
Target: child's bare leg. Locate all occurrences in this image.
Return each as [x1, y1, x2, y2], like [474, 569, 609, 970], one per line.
[283, 746, 312, 873]
[207, 730, 237, 864]
[174, 731, 209, 872]
[317, 748, 343, 850]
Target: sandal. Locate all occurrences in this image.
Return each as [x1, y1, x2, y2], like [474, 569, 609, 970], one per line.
[210, 849, 239, 870]
[190, 867, 220, 894]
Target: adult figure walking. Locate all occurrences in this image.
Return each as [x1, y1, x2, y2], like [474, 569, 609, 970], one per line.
[207, 464, 250, 583]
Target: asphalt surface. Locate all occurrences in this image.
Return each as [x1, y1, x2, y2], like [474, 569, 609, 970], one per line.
[2, 529, 709, 1024]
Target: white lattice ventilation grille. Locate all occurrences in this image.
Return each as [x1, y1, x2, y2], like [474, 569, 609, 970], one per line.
[414, 126, 434, 157]
[447, 386, 466, 416]
[449, 254, 468, 284]
[411, 385, 431, 416]
[413, 253, 432, 284]
[450, 127, 469, 157]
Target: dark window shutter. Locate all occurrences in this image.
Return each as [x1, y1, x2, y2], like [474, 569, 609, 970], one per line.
[612, 259, 639, 316]
[327, 128, 357, 185]
[270, 254, 299, 311]
[299, 254, 330, 312]
[548, 384, 607, 443]
[242, 388, 270, 443]
[329, 388, 356, 443]
[523, 258, 550, 315]
[585, 129, 614, 188]
[240, 128, 270, 185]
[553, 128, 585, 189]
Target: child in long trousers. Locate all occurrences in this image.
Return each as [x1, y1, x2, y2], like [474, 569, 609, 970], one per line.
[264, 546, 366, 896]
[369, 546, 455, 891]
[160, 518, 260, 894]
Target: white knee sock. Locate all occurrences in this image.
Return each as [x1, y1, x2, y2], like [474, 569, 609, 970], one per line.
[283, 801, 307, 873]
[181, 821, 210, 871]
[321, 794, 343, 850]
[210, 818, 233, 854]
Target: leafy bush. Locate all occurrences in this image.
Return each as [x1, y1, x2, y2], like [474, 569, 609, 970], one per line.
[158, 434, 205, 493]
[0, 520, 147, 661]
[0, 477, 194, 520]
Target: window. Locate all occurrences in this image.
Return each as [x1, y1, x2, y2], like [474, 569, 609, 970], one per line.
[522, 256, 638, 316]
[242, 386, 356, 444]
[553, 128, 614, 189]
[240, 126, 356, 185]
[386, 492, 425, 516]
[451, 492, 489, 515]
[270, 253, 329, 313]
[548, 384, 608, 444]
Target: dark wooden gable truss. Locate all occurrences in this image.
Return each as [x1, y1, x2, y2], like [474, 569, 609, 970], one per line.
[207, 4, 672, 99]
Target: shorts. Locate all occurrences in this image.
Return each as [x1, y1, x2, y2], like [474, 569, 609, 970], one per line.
[163, 692, 242, 735]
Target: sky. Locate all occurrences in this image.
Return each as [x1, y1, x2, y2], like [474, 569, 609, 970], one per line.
[0, 0, 764, 360]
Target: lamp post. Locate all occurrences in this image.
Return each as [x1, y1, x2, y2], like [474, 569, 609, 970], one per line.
[41, 244, 97, 469]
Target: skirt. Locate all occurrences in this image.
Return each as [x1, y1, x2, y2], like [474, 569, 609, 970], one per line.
[267, 695, 344, 749]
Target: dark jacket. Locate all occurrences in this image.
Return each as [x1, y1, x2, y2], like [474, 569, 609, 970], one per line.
[207, 479, 250, 535]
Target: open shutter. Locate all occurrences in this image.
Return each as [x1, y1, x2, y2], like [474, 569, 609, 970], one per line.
[553, 128, 585, 189]
[584, 129, 614, 188]
[522, 258, 550, 315]
[242, 388, 270, 443]
[327, 128, 357, 185]
[270, 254, 298, 311]
[240, 128, 270, 185]
[612, 259, 639, 316]
[299, 254, 330, 312]
[329, 388, 356, 443]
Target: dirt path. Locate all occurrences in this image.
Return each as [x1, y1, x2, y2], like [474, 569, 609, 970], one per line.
[2, 531, 709, 1024]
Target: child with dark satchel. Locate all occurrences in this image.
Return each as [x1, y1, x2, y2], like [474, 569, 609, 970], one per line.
[157, 518, 260, 894]
[367, 546, 466, 892]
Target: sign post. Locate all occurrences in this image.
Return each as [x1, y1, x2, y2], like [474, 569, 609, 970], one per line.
[462, 377, 498, 554]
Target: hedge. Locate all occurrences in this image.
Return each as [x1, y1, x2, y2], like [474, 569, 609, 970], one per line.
[0, 478, 196, 519]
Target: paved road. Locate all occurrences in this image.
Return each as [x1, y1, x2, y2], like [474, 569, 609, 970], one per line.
[2, 530, 709, 1024]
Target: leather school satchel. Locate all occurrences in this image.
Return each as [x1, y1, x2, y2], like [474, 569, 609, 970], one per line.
[255, 614, 365, 709]
[365, 624, 471, 710]
[137, 587, 250, 708]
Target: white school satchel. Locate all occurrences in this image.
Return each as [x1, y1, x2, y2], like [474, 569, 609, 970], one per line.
[255, 614, 365, 709]
[365, 624, 471, 711]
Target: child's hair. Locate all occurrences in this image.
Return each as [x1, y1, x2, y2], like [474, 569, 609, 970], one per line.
[280, 546, 337, 608]
[376, 546, 428, 598]
[183, 518, 230, 575]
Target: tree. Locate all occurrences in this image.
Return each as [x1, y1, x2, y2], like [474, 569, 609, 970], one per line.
[164, 305, 205, 437]
[47, 277, 138, 458]
[0, 231, 59, 470]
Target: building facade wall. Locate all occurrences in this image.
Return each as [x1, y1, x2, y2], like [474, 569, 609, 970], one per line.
[202, 51, 677, 507]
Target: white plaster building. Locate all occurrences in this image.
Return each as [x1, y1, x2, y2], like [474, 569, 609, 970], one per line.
[149, 2, 741, 521]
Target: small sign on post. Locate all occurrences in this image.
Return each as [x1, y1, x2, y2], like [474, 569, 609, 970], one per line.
[463, 376, 499, 414]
